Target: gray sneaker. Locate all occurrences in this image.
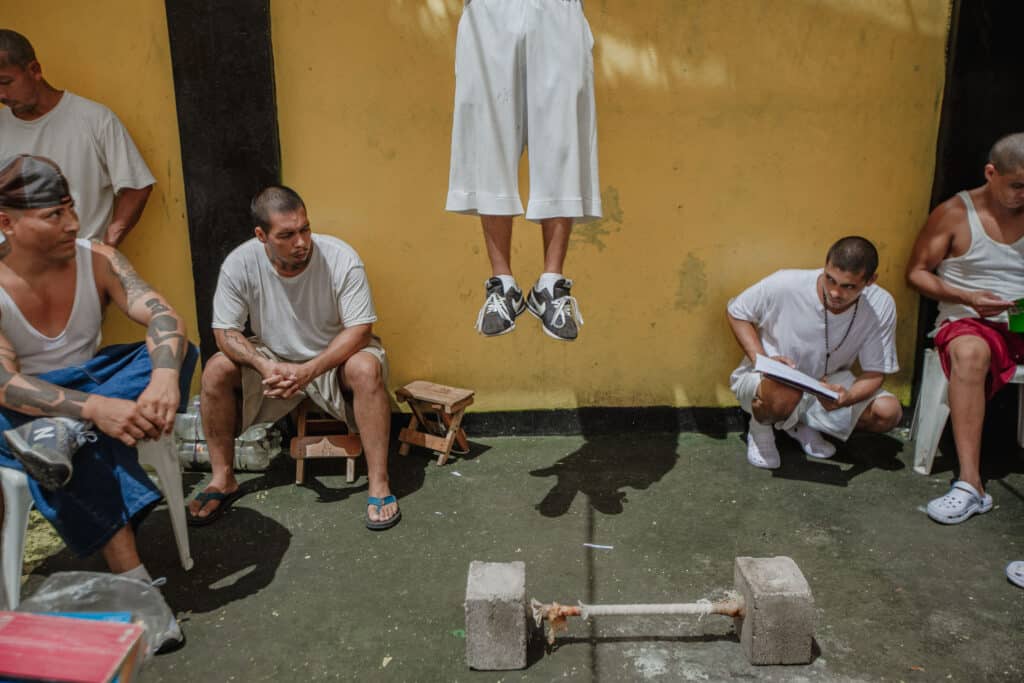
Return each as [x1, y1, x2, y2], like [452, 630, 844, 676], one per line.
[475, 277, 526, 337]
[527, 278, 584, 341]
[3, 417, 97, 490]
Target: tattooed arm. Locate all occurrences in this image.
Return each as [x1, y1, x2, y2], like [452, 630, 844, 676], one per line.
[0, 329, 160, 445]
[93, 243, 189, 434]
[214, 328, 273, 375]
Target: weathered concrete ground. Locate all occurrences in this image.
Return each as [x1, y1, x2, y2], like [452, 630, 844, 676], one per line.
[19, 412, 1024, 682]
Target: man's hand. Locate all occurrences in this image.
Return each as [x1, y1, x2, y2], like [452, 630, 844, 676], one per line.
[771, 355, 797, 368]
[83, 395, 162, 446]
[261, 361, 316, 400]
[965, 290, 1015, 318]
[815, 382, 848, 412]
[137, 369, 181, 435]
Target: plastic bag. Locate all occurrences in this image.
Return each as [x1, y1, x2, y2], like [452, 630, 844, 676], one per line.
[174, 395, 282, 471]
[18, 571, 182, 660]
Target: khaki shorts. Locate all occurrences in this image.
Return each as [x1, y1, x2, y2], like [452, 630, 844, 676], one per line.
[731, 369, 894, 441]
[240, 338, 388, 432]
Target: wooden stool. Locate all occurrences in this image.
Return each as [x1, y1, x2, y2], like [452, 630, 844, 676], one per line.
[396, 381, 474, 466]
[289, 399, 362, 484]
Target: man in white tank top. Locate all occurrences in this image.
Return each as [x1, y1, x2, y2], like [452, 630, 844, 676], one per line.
[194, 186, 399, 530]
[907, 132, 1024, 525]
[0, 155, 194, 588]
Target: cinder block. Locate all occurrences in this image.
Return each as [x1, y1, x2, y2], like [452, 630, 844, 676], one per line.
[733, 556, 814, 665]
[465, 561, 528, 670]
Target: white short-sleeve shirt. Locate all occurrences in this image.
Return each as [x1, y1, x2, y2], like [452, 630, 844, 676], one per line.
[0, 92, 156, 240]
[212, 235, 377, 362]
[727, 269, 899, 386]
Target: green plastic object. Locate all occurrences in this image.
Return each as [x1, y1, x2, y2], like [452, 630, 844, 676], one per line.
[1009, 299, 1024, 333]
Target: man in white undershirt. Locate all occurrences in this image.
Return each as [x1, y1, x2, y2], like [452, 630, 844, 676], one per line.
[726, 237, 903, 469]
[906, 132, 1024, 525]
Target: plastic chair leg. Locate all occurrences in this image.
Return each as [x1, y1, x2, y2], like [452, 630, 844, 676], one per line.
[138, 437, 193, 571]
[913, 349, 950, 475]
[1018, 384, 1024, 448]
[1, 468, 33, 609]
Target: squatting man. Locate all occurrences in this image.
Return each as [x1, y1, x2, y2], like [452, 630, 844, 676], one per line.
[727, 237, 903, 469]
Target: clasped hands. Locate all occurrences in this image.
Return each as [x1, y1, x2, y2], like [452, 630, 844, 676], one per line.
[260, 360, 317, 400]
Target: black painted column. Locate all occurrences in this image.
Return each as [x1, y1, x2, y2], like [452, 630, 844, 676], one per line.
[165, 0, 281, 360]
[914, 0, 1024, 395]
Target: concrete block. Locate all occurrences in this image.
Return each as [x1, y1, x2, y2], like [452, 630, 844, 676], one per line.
[465, 561, 528, 670]
[733, 556, 814, 665]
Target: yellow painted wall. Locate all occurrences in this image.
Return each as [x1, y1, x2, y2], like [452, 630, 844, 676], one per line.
[272, 0, 952, 410]
[3, 1, 200, 392]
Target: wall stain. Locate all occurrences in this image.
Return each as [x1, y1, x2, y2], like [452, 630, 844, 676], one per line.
[571, 185, 623, 251]
[675, 253, 707, 311]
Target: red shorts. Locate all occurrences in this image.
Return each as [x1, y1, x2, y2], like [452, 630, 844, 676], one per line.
[934, 318, 1024, 400]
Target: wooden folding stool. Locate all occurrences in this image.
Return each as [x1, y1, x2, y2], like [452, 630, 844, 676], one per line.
[396, 381, 474, 466]
[289, 399, 362, 484]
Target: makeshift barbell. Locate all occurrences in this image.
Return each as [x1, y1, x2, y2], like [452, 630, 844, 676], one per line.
[464, 557, 814, 670]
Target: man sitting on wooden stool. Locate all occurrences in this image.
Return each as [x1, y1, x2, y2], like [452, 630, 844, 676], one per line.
[189, 185, 398, 530]
[726, 237, 902, 469]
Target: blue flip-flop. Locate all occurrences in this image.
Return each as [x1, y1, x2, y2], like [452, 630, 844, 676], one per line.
[366, 495, 401, 531]
[187, 487, 244, 527]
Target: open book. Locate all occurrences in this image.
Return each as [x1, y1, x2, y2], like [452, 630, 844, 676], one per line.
[754, 355, 840, 401]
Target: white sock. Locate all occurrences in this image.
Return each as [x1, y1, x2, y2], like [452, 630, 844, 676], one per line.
[119, 564, 153, 584]
[495, 274, 517, 293]
[537, 272, 564, 296]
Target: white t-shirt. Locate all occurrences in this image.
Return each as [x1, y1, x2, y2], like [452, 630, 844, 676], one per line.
[727, 269, 899, 386]
[0, 91, 155, 240]
[212, 235, 378, 362]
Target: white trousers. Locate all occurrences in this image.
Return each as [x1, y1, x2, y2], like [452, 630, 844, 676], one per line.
[446, 0, 602, 223]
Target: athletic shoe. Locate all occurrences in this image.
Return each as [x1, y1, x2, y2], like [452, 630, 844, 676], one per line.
[785, 423, 836, 459]
[475, 277, 526, 337]
[3, 417, 97, 490]
[746, 419, 781, 469]
[527, 278, 584, 341]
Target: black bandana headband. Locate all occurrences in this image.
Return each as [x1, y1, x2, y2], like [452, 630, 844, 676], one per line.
[0, 154, 73, 210]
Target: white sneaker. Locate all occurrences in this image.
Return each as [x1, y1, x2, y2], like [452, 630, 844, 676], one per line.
[785, 423, 836, 459]
[746, 420, 780, 469]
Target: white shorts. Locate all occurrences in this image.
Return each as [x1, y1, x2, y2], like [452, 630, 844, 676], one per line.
[446, 0, 602, 223]
[731, 370, 895, 441]
[239, 339, 389, 432]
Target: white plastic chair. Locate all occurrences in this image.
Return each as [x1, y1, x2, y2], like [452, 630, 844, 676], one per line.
[1, 434, 192, 610]
[910, 348, 1024, 475]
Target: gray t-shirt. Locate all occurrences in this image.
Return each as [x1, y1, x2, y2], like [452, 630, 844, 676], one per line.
[212, 235, 377, 362]
[0, 91, 155, 240]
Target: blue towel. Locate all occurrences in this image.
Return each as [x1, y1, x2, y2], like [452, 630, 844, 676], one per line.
[0, 342, 198, 557]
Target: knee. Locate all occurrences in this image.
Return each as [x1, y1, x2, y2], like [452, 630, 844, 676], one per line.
[344, 353, 383, 394]
[868, 397, 902, 432]
[752, 379, 802, 423]
[201, 353, 240, 391]
[948, 338, 991, 376]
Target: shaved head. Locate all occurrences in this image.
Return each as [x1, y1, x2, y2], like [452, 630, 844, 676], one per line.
[989, 132, 1024, 175]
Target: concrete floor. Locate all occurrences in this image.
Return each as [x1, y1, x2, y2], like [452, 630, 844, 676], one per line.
[20, 411, 1024, 682]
